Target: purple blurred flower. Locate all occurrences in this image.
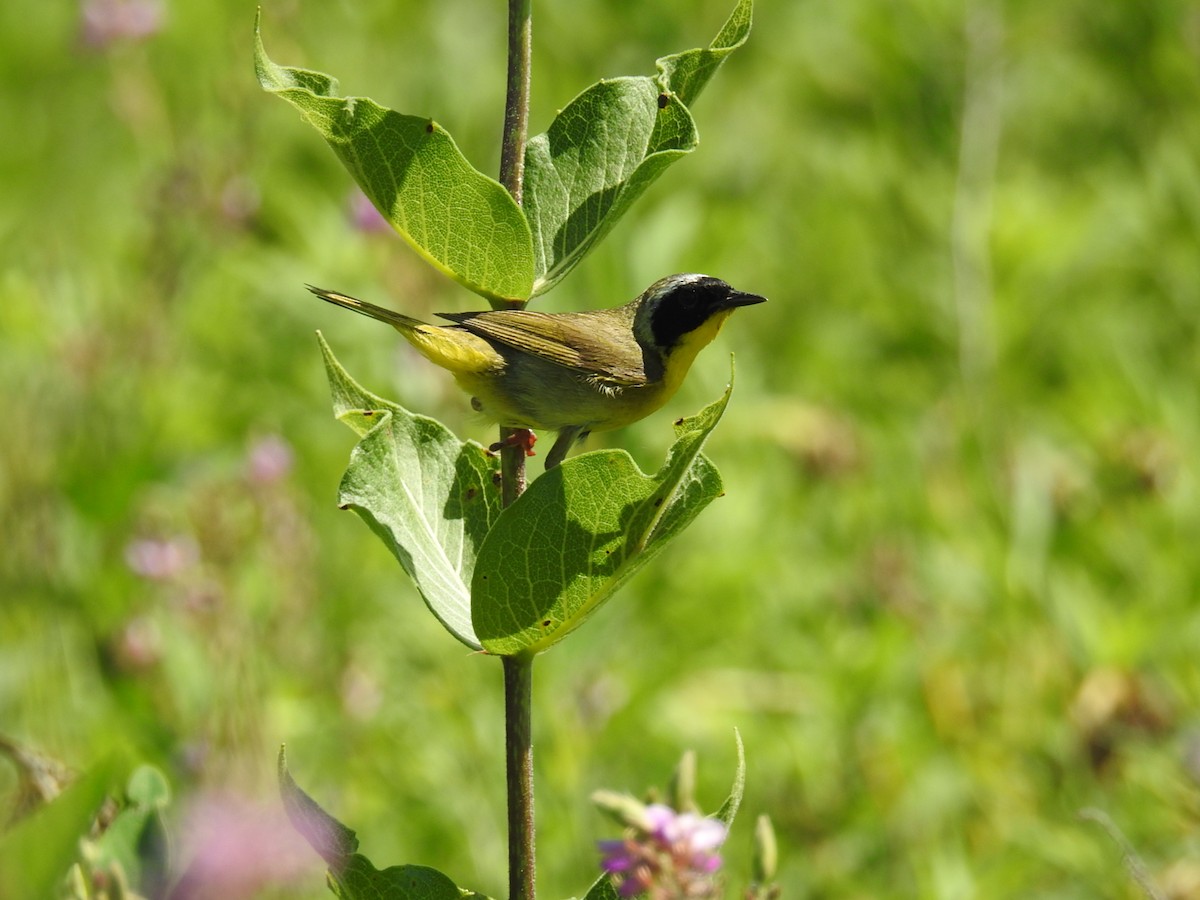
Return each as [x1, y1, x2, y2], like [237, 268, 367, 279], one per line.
[598, 803, 728, 898]
[124, 536, 197, 581]
[112, 615, 162, 671]
[219, 176, 261, 226]
[172, 792, 317, 899]
[348, 189, 392, 234]
[246, 434, 294, 485]
[80, 0, 163, 48]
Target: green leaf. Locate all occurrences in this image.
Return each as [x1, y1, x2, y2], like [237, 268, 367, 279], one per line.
[279, 746, 358, 869]
[524, 0, 752, 295]
[0, 757, 119, 900]
[321, 334, 502, 650]
[472, 374, 733, 656]
[279, 748, 488, 900]
[89, 765, 172, 896]
[333, 856, 487, 900]
[655, 0, 755, 109]
[582, 875, 621, 900]
[255, 13, 534, 304]
[714, 729, 746, 828]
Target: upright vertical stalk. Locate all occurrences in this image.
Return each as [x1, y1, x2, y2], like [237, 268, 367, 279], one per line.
[498, 0, 532, 505]
[504, 655, 535, 900]
[499, 0, 532, 208]
[499, 2, 535, 899]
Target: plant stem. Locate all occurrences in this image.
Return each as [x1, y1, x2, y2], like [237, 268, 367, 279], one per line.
[498, 0, 532, 505]
[504, 655, 536, 900]
[500, 434, 528, 507]
[499, 2, 535, 899]
[499, 0, 532, 206]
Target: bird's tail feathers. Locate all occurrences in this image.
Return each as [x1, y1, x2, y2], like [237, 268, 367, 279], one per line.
[306, 285, 425, 332]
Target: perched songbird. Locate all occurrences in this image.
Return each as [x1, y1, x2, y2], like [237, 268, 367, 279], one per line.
[308, 274, 766, 468]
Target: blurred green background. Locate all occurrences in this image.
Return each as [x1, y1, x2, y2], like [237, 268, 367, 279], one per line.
[3, 0, 1200, 896]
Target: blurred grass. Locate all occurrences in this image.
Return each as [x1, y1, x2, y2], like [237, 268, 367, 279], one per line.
[3, 0, 1200, 897]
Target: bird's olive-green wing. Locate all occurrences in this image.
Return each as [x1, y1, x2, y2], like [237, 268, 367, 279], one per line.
[438, 308, 648, 385]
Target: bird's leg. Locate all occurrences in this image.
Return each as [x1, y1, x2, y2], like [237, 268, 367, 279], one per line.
[544, 426, 589, 469]
[489, 428, 537, 457]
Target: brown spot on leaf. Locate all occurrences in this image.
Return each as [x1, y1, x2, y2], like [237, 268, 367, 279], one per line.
[657, 92, 670, 109]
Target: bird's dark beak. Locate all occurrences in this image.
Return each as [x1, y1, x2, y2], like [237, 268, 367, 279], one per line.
[723, 290, 767, 309]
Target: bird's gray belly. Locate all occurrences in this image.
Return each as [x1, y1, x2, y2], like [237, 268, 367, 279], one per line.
[492, 354, 649, 432]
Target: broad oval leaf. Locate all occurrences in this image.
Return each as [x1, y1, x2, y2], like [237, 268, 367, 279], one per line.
[279, 748, 489, 900]
[320, 334, 503, 650]
[256, 14, 534, 304]
[472, 376, 733, 656]
[525, 0, 752, 296]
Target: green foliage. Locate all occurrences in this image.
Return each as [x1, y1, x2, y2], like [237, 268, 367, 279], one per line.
[255, 13, 534, 305]
[0, 755, 171, 899]
[525, 0, 751, 295]
[324, 327, 732, 656]
[581, 878, 619, 900]
[257, 0, 751, 303]
[4, 0, 1200, 897]
[280, 748, 487, 900]
[86, 765, 172, 895]
[473, 377, 731, 656]
[322, 334, 502, 650]
[0, 758, 118, 900]
[713, 729, 745, 829]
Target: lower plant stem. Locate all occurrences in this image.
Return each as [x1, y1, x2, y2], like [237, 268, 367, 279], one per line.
[499, 0, 534, 895]
[500, 436, 528, 508]
[504, 655, 535, 900]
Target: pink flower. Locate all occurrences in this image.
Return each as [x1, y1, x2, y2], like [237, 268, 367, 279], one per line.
[246, 434, 294, 485]
[80, 0, 163, 48]
[348, 189, 393, 234]
[124, 536, 197, 581]
[598, 803, 728, 898]
[171, 792, 319, 899]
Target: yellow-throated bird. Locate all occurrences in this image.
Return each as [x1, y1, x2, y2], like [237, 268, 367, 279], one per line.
[308, 274, 765, 468]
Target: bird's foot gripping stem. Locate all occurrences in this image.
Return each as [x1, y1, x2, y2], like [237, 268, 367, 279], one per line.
[489, 428, 537, 457]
